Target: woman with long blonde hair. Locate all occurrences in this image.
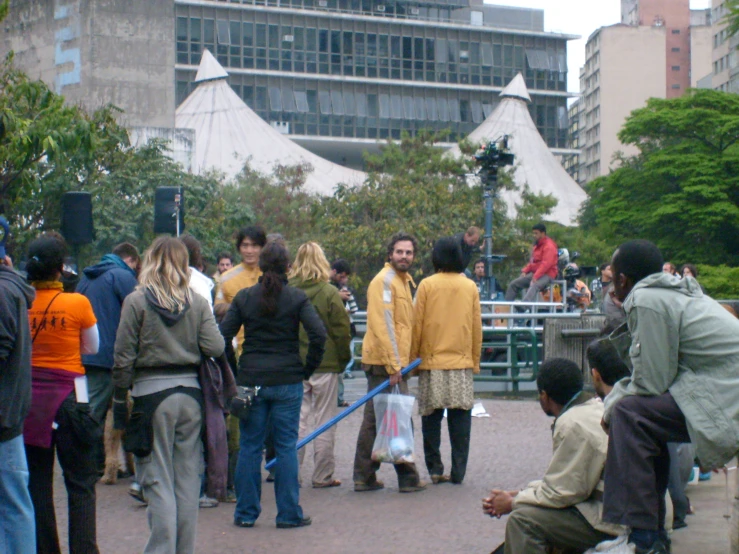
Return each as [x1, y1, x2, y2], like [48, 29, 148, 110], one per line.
[112, 236, 225, 553]
[288, 242, 351, 488]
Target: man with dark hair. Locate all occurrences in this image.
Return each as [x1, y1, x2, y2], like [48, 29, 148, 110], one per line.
[352, 232, 425, 493]
[214, 225, 267, 319]
[483, 358, 623, 553]
[586, 338, 630, 400]
[454, 226, 481, 269]
[330, 259, 359, 403]
[601, 239, 739, 553]
[216, 252, 234, 275]
[0, 247, 37, 553]
[76, 242, 140, 471]
[504, 223, 558, 303]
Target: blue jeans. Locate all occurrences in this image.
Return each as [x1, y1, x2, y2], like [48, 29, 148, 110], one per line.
[0, 435, 36, 554]
[234, 383, 304, 526]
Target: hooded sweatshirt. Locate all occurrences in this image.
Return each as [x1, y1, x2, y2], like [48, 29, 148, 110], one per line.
[113, 287, 224, 396]
[0, 265, 35, 441]
[76, 254, 138, 369]
[604, 273, 739, 470]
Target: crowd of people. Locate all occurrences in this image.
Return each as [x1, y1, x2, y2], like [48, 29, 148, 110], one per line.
[1, 221, 738, 554]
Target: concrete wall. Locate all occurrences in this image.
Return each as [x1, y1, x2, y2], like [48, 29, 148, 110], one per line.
[691, 24, 713, 87]
[128, 127, 195, 173]
[599, 25, 666, 174]
[0, 0, 174, 127]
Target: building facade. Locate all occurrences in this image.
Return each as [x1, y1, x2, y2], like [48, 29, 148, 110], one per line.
[707, 0, 739, 93]
[573, 0, 714, 184]
[1, 0, 576, 170]
[173, 0, 575, 166]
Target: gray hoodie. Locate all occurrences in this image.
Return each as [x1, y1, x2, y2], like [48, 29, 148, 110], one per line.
[0, 266, 35, 441]
[604, 273, 739, 469]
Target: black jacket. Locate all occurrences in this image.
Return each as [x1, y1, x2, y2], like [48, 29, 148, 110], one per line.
[0, 266, 35, 441]
[219, 281, 327, 387]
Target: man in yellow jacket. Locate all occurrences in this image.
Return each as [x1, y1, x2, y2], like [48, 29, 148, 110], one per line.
[352, 232, 426, 493]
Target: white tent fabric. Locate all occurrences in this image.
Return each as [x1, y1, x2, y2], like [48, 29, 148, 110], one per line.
[176, 50, 365, 195]
[448, 73, 586, 226]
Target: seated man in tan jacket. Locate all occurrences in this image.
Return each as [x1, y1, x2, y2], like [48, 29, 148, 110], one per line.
[483, 358, 624, 554]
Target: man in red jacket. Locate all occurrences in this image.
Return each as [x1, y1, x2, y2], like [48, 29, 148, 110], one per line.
[505, 223, 558, 303]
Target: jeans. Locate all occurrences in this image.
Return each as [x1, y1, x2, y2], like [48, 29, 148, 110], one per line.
[234, 382, 304, 526]
[0, 435, 36, 554]
[504, 273, 553, 302]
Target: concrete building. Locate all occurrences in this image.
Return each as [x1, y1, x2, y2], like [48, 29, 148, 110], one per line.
[1, 0, 577, 171]
[691, 8, 713, 88]
[574, 0, 714, 184]
[707, 0, 739, 93]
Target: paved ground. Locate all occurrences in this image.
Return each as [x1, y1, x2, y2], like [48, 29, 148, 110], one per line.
[51, 374, 734, 553]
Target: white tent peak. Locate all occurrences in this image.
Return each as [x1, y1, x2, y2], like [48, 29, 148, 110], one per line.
[195, 49, 229, 83]
[176, 51, 365, 196]
[500, 73, 531, 103]
[446, 74, 585, 226]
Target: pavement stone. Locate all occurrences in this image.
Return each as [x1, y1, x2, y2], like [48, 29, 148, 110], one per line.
[48, 376, 733, 553]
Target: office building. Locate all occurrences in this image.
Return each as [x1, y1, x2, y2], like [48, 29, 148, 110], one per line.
[706, 0, 739, 92]
[1, 0, 576, 170]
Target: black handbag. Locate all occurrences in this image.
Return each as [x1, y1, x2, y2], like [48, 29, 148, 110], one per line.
[229, 386, 259, 421]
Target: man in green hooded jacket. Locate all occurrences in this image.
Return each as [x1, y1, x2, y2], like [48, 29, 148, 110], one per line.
[602, 239, 739, 554]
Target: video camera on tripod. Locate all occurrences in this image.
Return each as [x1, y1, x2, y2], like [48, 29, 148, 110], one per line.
[557, 249, 590, 312]
[473, 136, 515, 300]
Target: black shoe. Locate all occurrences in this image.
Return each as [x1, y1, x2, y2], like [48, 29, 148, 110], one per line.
[634, 539, 670, 554]
[276, 516, 312, 529]
[234, 519, 255, 528]
[266, 471, 275, 483]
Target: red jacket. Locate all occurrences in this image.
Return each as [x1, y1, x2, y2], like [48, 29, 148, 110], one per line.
[522, 236, 559, 281]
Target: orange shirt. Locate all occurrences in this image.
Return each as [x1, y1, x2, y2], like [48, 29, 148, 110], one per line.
[29, 289, 97, 374]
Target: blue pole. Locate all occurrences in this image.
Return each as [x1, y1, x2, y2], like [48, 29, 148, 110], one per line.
[265, 358, 422, 470]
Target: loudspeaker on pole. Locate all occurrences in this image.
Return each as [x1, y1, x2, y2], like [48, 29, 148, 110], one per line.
[61, 191, 94, 245]
[154, 187, 185, 236]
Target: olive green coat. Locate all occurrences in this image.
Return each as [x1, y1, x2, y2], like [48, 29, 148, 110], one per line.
[288, 278, 352, 373]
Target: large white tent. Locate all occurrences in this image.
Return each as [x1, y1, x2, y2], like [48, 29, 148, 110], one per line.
[175, 50, 365, 195]
[447, 73, 586, 226]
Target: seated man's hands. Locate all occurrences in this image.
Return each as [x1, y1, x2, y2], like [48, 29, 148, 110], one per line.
[482, 489, 517, 518]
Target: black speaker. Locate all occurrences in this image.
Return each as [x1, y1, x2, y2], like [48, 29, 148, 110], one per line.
[61, 192, 93, 245]
[154, 187, 185, 235]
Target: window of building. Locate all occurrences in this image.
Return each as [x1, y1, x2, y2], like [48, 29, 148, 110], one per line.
[672, 66, 680, 71]
[671, 84, 681, 89]
[402, 96, 414, 119]
[671, 47, 680, 52]
[331, 90, 345, 115]
[318, 91, 332, 114]
[438, 98, 450, 122]
[414, 97, 426, 120]
[268, 87, 282, 111]
[343, 91, 356, 116]
[217, 20, 231, 45]
[390, 95, 403, 119]
[379, 94, 390, 118]
[282, 88, 297, 112]
[471, 100, 483, 123]
[294, 91, 309, 113]
[671, 29, 680, 34]
[425, 97, 438, 121]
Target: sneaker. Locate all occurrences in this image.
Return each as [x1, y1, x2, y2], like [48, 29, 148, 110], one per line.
[399, 481, 428, 493]
[225, 488, 237, 503]
[343, 371, 355, 379]
[277, 516, 312, 529]
[199, 495, 219, 508]
[354, 480, 385, 492]
[430, 475, 450, 484]
[128, 481, 147, 505]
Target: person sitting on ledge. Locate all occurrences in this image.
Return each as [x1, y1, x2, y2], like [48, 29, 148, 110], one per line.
[483, 358, 624, 554]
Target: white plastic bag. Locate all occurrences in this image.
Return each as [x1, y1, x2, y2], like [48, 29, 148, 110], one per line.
[371, 385, 416, 464]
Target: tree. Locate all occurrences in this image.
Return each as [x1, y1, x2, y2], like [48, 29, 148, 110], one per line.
[580, 89, 739, 266]
[317, 130, 558, 300]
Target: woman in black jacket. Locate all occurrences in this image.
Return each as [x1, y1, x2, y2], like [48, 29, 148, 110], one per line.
[220, 241, 326, 529]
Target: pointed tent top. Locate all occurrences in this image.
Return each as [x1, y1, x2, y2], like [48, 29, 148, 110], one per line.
[500, 73, 531, 103]
[195, 49, 229, 83]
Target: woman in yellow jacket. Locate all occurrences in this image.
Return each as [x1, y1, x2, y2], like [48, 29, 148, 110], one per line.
[410, 236, 482, 485]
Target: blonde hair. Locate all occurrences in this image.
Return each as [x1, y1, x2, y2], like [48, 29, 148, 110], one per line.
[288, 242, 331, 283]
[138, 236, 191, 312]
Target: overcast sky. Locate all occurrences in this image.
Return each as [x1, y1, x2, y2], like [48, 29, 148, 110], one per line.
[486, 0, 713, 93]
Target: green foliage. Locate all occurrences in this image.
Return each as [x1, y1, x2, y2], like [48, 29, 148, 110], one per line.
[580, 89, 739, 266]
[696, 265, 739, 299]
[317, 130, 558, 297]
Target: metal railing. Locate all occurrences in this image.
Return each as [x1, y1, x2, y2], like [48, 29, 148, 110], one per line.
[350, 300, 584, 389]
